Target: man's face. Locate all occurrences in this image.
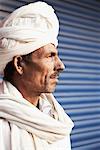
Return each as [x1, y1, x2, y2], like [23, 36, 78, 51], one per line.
[22, 43, 65, 95]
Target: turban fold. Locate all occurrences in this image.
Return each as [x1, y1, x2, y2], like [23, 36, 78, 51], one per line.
[0, 1, 59, 74]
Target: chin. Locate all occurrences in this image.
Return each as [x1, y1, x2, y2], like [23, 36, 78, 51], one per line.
[45, 86, 56, 93]
[42, 82, 57, 93]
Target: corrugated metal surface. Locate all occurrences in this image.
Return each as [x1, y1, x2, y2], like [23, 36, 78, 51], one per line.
[45, 0, 100, 150]
[0, 0, 100, 149]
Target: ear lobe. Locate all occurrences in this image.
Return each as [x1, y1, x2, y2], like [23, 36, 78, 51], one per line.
[13, 55, 23, 75]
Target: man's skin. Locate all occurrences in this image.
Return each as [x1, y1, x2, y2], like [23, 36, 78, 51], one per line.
[11, 43, 65, 106]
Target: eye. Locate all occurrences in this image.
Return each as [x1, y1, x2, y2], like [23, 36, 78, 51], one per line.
[48, 52, 55, 58]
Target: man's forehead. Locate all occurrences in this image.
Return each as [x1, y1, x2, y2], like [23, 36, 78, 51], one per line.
[32, 43, 58, 56]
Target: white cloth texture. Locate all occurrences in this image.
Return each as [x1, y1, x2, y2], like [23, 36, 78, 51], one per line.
[0, 1, 59, 74]
[0, 81, 74, 150]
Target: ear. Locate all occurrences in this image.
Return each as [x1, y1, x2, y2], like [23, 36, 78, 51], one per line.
[13, 55, 23, 75]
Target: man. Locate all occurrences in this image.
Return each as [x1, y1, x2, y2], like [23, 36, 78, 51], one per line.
[0, 1, 74, 150]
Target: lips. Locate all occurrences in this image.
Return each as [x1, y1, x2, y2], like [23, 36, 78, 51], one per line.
[50, 72, 59, 79]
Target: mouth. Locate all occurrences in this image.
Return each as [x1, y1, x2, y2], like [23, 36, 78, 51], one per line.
[50, 72, 59, 80]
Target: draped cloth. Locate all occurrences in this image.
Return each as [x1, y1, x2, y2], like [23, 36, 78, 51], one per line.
[0, 1, 59, 74]
[0, 81, 74, 150]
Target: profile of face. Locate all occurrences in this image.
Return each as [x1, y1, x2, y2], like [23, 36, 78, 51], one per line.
[19, 43, 65, 95]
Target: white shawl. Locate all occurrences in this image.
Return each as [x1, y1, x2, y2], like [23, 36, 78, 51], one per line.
[0, 81, 74, 150]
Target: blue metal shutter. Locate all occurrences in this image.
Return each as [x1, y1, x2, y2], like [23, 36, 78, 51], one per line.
[0, 0, 100, 149]
[45, 0, 100, 150]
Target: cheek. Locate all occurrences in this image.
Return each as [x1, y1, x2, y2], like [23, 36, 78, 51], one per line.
[25, 61, 54, 85]
[39, 70, 48, 84]
[43, 70, 53, 85]
[39, 67, 52, 85]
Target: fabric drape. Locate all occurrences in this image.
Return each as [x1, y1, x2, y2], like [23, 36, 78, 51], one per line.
[0, 81, 74, 150]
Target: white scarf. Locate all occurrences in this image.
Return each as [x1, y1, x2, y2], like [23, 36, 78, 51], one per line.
[0, 81, 74, 150]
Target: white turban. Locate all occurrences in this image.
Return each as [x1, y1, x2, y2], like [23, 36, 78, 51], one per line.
[0, 1, 59, 75]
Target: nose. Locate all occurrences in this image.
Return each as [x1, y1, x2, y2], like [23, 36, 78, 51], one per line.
[55, 56, 65, 72]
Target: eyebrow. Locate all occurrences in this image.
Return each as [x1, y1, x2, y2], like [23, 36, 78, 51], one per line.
[49, 47, 58, 54]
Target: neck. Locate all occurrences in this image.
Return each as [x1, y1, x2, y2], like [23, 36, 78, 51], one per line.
[11, 80, 40, 107]
[22, 94, 40, 106]
[19, 87, 40, 106]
